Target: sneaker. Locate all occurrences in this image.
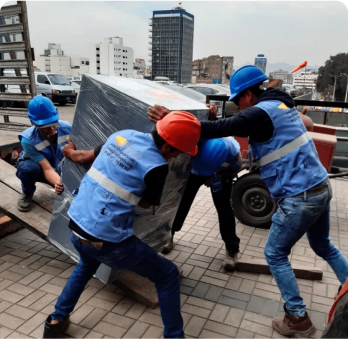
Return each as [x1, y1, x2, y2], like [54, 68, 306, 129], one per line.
[223, 250, 238, 271]
[43, 315, 70, 338]
[17, 192, 33, 212]
[272, 304, 316, 337]
[162, 235, 174, 254]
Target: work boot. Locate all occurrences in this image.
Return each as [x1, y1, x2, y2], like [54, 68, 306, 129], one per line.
[17, 192, 33, 212]
[223, 250, 238, 271]
[43, 315, 70, 338]
[162, 235, 174, 254]
[272, 304, 316, 337]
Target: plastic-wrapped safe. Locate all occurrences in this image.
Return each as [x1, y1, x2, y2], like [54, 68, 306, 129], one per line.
[48, 74, 209, 283]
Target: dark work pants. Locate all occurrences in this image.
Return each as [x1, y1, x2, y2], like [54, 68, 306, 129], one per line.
[172, 173, 240, 253]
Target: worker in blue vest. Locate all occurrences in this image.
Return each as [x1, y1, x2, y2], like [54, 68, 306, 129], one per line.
[161, 137, 243, 271]
[43, 111, 201, 339]
[147, 66, 348, 337]
[16, 96, 71, 212]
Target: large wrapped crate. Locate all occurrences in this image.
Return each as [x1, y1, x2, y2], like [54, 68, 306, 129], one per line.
[48, 75, 208, 283]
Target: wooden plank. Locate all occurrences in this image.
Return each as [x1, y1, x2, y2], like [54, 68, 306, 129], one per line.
[0, 159, 55, 213]
[0, 107, 27, 118]
[0, 4, 21, 16]
[0, 41, 25, 52]
[0, 92, 32, 101]
[0, 23, 23, 35]
[0, 59, 28, 68]
[0, 76, 30, 85]
[237, 257, 323, 280]
[0, 182, 49, 240]
[0, 122, 30, 132]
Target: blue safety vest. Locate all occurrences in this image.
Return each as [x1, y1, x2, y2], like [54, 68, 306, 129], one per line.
[19, 120, 71, 175]
[249, 100, 328, 199]
[192, 137, 241, 176]
[68, 130, 168, 243]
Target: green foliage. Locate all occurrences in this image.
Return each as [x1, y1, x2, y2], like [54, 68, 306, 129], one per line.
[316, 53, 348, 101]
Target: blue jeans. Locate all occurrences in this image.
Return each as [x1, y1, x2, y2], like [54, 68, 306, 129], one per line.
[51, 232, 184, 339]
[265, 181, 348, 317]
[16, 159, 49, 196]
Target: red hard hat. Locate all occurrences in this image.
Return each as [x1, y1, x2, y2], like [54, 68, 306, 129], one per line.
[157, 111, 201, 156]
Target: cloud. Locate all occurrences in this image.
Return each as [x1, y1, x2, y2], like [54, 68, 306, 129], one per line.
[5, 1, 347, 70]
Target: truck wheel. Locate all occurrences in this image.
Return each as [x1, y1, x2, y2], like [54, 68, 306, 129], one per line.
[59, 101, 67, 106]
[231, 172, 276, 229]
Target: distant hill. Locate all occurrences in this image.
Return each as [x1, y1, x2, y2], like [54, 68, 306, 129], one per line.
[234, 62, 321, 74]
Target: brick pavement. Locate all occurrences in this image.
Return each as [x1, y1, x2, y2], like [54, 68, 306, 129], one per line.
[0, 178, 347, 338]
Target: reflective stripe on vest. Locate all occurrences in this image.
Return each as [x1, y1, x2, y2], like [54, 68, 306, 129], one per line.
[34, 134, 70, 151]
[87, 166, 141, 206]
[258, 132, 311, 166]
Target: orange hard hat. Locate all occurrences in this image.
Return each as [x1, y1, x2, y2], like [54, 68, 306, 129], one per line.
[156, 111, 201, 156]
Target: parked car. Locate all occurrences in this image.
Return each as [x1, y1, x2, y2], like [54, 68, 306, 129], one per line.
[70, 80, 81, 96]
[282, 84, 298, 98]
[35, 72, 77, 105]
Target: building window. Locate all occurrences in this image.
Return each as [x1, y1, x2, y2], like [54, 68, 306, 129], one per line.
[97, 61, 100, 63]
[86, 61, 89, 65]
[96, 48, 100, 51]
[81, 61, 85, 64]
[96, 54, 100, 57]
[97, 67, 100, 70]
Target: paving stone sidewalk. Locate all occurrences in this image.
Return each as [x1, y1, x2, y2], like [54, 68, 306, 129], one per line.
[0, 178, 347, 338]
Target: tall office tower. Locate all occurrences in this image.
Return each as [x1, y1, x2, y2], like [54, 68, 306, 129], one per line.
[254, 54, 267, 73]
[150, 6, 194, 83]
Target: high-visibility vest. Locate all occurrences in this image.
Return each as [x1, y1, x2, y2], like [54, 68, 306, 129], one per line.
[68, 130, 168, 243]
[249, 100, 327, 199]
[19, 120, 71, 174]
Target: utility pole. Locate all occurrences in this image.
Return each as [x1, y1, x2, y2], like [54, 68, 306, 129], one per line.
[330, 74, 342, 101]
[341, 73, 348, 102]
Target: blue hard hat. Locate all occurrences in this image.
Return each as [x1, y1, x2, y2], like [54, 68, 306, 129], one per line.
[27, 96, 59, 126]
[229, 65, 268, 101]
[192, 139, 227, 177]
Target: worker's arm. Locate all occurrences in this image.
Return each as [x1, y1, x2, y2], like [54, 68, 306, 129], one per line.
[37, 158, 63, 194]
[62, 137, 99, 165]
[200, 106, 274, 141]
[147, 104, 218, 123]
[137, 164, 169, 209]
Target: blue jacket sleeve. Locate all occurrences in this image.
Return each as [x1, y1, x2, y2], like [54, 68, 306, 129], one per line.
[21, 138, 45, 163]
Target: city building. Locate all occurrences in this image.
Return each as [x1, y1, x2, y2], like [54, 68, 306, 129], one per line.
[192, 55, 234, 84]
[255, 54, 267, 73]
[89, 37, 134, 77]
[133, 58, 146, 79]
[150, 6, 194, 83]
[293, 69, 318, 91]
[35, 43, 89, 78]
[269, 69, 293, 84]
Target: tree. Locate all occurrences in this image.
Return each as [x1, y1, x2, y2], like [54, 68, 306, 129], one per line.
[316, 53, 348, 101]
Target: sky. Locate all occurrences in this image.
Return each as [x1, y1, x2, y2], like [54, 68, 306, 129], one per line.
[3, 1, 348, 68]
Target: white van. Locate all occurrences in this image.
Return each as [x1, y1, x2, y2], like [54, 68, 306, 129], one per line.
[35, 72, 77, 105]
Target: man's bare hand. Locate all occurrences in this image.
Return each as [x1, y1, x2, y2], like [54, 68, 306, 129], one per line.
[147, 105, 170, 123]
[206, 103, 218, 121]
[54, 182, 64, 195]
[61, 137, 76, 159]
